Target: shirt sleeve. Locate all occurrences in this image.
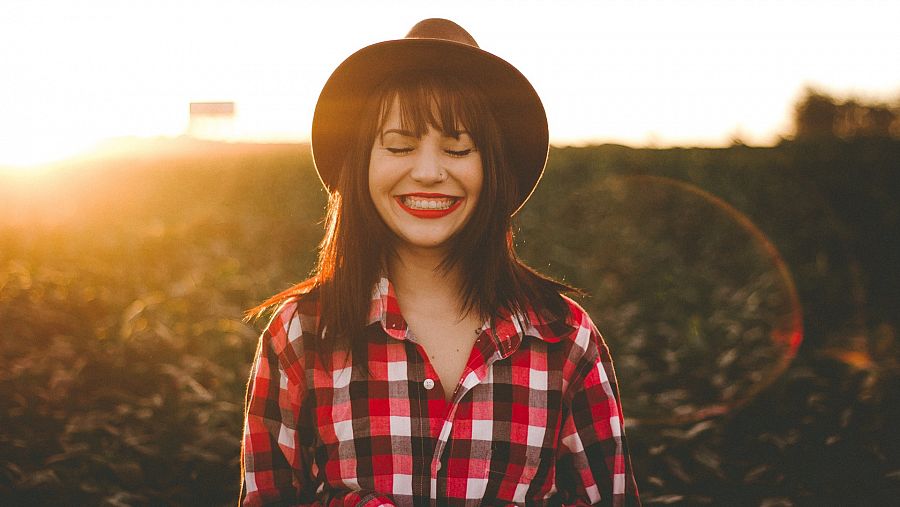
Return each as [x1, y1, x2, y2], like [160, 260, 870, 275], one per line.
[240, 302, 397, 507]
[554, 323, 641, 506]
[241, 302, 312, 505]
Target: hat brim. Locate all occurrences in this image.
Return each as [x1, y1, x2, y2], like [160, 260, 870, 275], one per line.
[311, 38, 548, 215]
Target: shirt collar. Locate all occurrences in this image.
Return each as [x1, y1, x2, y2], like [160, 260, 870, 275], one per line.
[368, 277, 410, 341]
[367, 276, 573, 357]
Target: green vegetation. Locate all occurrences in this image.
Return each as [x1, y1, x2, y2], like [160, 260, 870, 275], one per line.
[1, 137, 897, 505]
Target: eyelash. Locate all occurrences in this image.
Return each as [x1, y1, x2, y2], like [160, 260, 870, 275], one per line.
[385, 147, 473, 158]
[446, 149, 472, 158]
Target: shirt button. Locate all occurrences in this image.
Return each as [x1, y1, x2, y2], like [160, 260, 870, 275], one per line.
[423, 378, 435, 390]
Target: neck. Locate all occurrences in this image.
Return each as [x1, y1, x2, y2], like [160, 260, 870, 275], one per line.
[388, 245, 469, 318]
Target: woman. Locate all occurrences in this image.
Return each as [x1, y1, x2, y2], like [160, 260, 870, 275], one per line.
[241, 18, 640, 506]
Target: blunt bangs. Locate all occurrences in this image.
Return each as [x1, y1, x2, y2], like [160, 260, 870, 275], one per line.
[374, 71, 484, 146]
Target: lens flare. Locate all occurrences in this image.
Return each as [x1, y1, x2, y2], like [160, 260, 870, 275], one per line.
[523, 175, 803, 425]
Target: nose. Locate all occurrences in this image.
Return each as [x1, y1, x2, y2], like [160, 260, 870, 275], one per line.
[409, 143, 445, 184]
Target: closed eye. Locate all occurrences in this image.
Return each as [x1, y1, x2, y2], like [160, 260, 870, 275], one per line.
[445, 149, 472, 158]
[386, 147, 413, 155]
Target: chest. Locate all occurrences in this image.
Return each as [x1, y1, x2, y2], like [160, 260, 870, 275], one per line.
[307, 336, 566, 505]
[406, 316, 482, 400]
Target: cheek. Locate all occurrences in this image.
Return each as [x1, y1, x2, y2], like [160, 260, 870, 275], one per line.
[367, 159, 399, 215]
[367, 159, 386, 200]
[468, 158, 485, 200]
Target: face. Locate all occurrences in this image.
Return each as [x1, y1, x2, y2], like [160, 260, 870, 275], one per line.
[368, 98, 483, 254]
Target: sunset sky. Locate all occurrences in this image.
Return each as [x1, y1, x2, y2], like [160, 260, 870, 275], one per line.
[1, 0, 898, 167]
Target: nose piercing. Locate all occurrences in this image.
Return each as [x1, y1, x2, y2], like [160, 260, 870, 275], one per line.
[438, 169, 447, 181]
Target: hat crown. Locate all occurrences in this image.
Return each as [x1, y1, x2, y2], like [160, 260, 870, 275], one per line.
[405, 18, 479, 48]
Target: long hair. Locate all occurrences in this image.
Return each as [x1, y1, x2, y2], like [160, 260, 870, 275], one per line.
[249, 70, 574, 353]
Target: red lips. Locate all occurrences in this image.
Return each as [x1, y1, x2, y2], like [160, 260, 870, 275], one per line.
[395, 193, 462, 219]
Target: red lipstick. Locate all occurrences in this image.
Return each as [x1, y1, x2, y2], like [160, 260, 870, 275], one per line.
[395, 193, 462, 219]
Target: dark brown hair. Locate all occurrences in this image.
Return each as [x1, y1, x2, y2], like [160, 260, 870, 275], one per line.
[249, 70, 573, 353]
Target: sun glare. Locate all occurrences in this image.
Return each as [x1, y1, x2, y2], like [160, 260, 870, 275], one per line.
[0, 133, 96, 171]
[0, 0, 897, 169]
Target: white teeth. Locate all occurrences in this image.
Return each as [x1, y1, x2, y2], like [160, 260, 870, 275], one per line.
[401, 196, 457, 210]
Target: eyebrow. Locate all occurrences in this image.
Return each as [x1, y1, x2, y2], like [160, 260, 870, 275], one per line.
[382, 129, 416, 138]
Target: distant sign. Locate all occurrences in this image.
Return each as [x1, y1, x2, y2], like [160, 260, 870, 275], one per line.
[189, 102, 235, 116]
[187, 102, 236, 140]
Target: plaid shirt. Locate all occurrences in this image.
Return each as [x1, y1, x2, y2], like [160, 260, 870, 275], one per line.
[242, 278, 640, 506]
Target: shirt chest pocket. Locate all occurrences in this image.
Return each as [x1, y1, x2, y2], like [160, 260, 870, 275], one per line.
[485, 423, 556, 499]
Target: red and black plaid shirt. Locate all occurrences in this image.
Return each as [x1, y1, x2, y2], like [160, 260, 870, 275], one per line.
[242, 278, 640, 506]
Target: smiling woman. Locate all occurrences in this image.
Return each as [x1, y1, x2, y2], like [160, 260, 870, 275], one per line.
[240, 18, 640, 506]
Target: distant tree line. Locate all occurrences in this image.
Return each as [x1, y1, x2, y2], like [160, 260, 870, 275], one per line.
[794, 87, 900, 140]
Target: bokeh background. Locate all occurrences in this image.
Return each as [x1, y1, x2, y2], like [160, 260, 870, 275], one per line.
[2, 2, 899, 505]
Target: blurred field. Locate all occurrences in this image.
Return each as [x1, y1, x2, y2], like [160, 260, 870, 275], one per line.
[1, 137, 898, 505]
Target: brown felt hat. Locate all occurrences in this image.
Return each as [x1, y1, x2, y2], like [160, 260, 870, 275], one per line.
[311, 18, 549, 215]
